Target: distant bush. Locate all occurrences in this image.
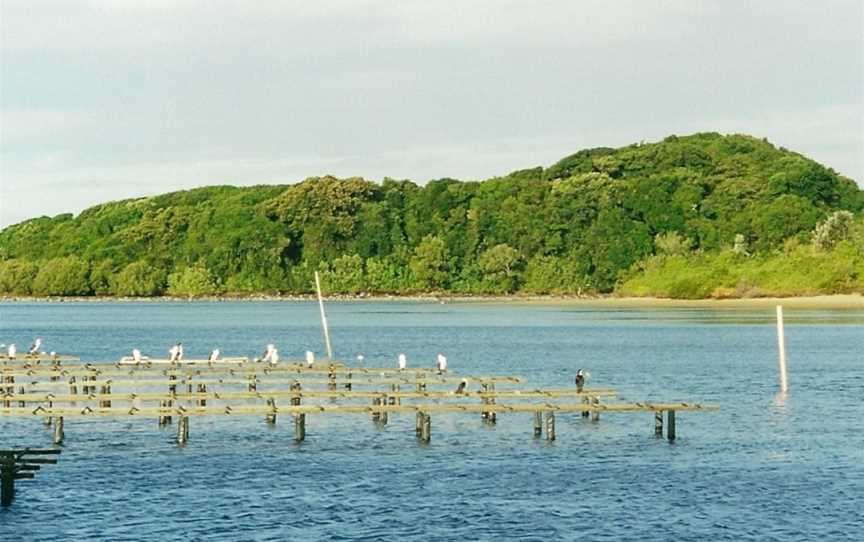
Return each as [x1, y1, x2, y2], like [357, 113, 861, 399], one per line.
[30, 256, 91, 296]
[167, 264, 220, 297]
[0, 259, 39, 295]
[112, 261, 167, 296]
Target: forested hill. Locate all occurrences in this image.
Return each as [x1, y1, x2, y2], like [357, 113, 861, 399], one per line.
[1, 132, 863, 298]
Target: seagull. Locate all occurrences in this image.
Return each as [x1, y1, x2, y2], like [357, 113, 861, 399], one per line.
[7, 344, 16, 359]
[209, 348, 220, 362]
[305, 351, 315, 368]
[436, 353, 447, 373]
[28, 338, 42, 355]
[398, 353, 407, 370]
[132, 348, 142, 362]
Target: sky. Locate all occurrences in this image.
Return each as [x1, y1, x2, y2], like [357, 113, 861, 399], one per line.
[1, 0, 862, 227]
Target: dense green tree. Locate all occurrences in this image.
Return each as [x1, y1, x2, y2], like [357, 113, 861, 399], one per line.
[30, 256, 91, 296]
[0, 259, 39, 295]
[167, 264, 220, 297]
[1, 133, 861, 298]
[410, 235, 450, 290]
[112, 261, 167, 296]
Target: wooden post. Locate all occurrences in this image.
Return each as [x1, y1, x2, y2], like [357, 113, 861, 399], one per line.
[247, 374, 257, 393]
[488, 383, 497, 424]
[581, 395, 590, 418]
[371, 398, 381, 423]
[0, 466, 13, 507]
[591, 396, 600, 422]
[314, 271, 333, 359]
[654, 411, 663, 437]
[290, 381, 301, 406]
[415, 412, 423, 436]
[52, 417, 64, 445]
[158, 400, 168, 426]
[293, 413, 306, 442]
[69, 376, 77, 406]
[328, 363, 337, 390]
[545, 411, 556, 441]
[346, 372, 352, 391]
[177, 416, 189, 445]
[776, 305, 789, 393]
[419, 412, 431, 443]
[265, 398, 276, 425]
[667, 410, 676, 441]
[533, 412, 543, 437]
[196, 384, 207, 407]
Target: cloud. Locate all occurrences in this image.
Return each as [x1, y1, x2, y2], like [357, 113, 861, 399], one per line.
[1, 0, 861, 227]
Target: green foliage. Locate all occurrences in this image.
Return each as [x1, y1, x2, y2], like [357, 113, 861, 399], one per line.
[0, 133, 861, 298]
[112, 261, 167, 296]
[478, 244, 524, 292]
[167, 264, 220, 297]
[0, 259, 39, 295]
[410, 235, 450, 290]
[31, 256, 91, 296]
[813, 211, 855, 251]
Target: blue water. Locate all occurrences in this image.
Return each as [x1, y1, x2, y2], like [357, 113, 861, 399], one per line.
[1, 301, 862, 541]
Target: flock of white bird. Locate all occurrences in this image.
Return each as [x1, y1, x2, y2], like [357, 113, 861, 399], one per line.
[3, 337, 450, 372]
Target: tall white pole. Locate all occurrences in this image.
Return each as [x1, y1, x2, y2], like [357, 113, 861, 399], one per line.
[776, 305, 788, 393]
[315, 271, 333, 359]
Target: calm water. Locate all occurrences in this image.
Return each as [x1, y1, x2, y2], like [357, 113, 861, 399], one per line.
[1, 301, 862, 541]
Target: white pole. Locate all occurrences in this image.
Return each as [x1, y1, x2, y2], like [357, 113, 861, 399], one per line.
[776, 305, 788, 393]
[315, 271, 333, 359]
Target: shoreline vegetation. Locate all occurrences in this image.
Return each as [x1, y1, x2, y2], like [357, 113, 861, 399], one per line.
[2, 133, 862, 302]
[2, 293, 862, 310]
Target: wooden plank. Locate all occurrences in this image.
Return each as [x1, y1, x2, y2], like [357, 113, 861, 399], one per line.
[0, 401, 719, 418]
[1, 388, 617, 403]
[5, 371, 524, 386]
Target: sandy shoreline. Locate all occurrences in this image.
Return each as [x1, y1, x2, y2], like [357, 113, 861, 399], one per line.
[1, 293, 862, 310]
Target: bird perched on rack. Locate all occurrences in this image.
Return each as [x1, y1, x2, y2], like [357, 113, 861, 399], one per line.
[209, 348, 221, 362]
[575, 369, 590, 392]
[305, 350, 315, 368]
[454, 378, 468, 394]
[398, 353, 407, 370]
[436, 353, 448, 374]
[7, 344, 16, 359]
[28, 338, 42, 355]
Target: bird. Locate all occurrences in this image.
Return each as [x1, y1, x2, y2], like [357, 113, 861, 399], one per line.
[268, 348, 279, 365]
[305, 351, 315, 368]
[131, 348, 142, 362]
[436, 353, 447, 373]
[28, 338, 42, 355]
[176, 343, 184, 361]
[356, 354, 365, 364]
[209, 348, 220, 362]
[168, 344, 180, 362]
[398, 353, 407, 370]
[7, 344, 16, 359]
[575, 369, 590, 392]
[454, 379, 467, 394]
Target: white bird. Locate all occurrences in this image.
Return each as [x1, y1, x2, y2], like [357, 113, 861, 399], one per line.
[436, 353, 447, 373]
[168, 344, 179, 362]
[132, 348, 142, 362]
[398, 353, 407, 370]
[357, 354, 365, 364]
[7, 344, 16, 358]
[209, 348, 220, 361]
[268, 348, 279, 365]
[305, 351, 315, 368]
[176, 343, 184, 361]
[28, 338, 42, 355]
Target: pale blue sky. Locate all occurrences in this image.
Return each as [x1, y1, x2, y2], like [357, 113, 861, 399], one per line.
[1, 0, 862, 226]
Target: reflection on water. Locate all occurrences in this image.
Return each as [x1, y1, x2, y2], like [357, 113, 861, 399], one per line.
[0, 301, 862, 541]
